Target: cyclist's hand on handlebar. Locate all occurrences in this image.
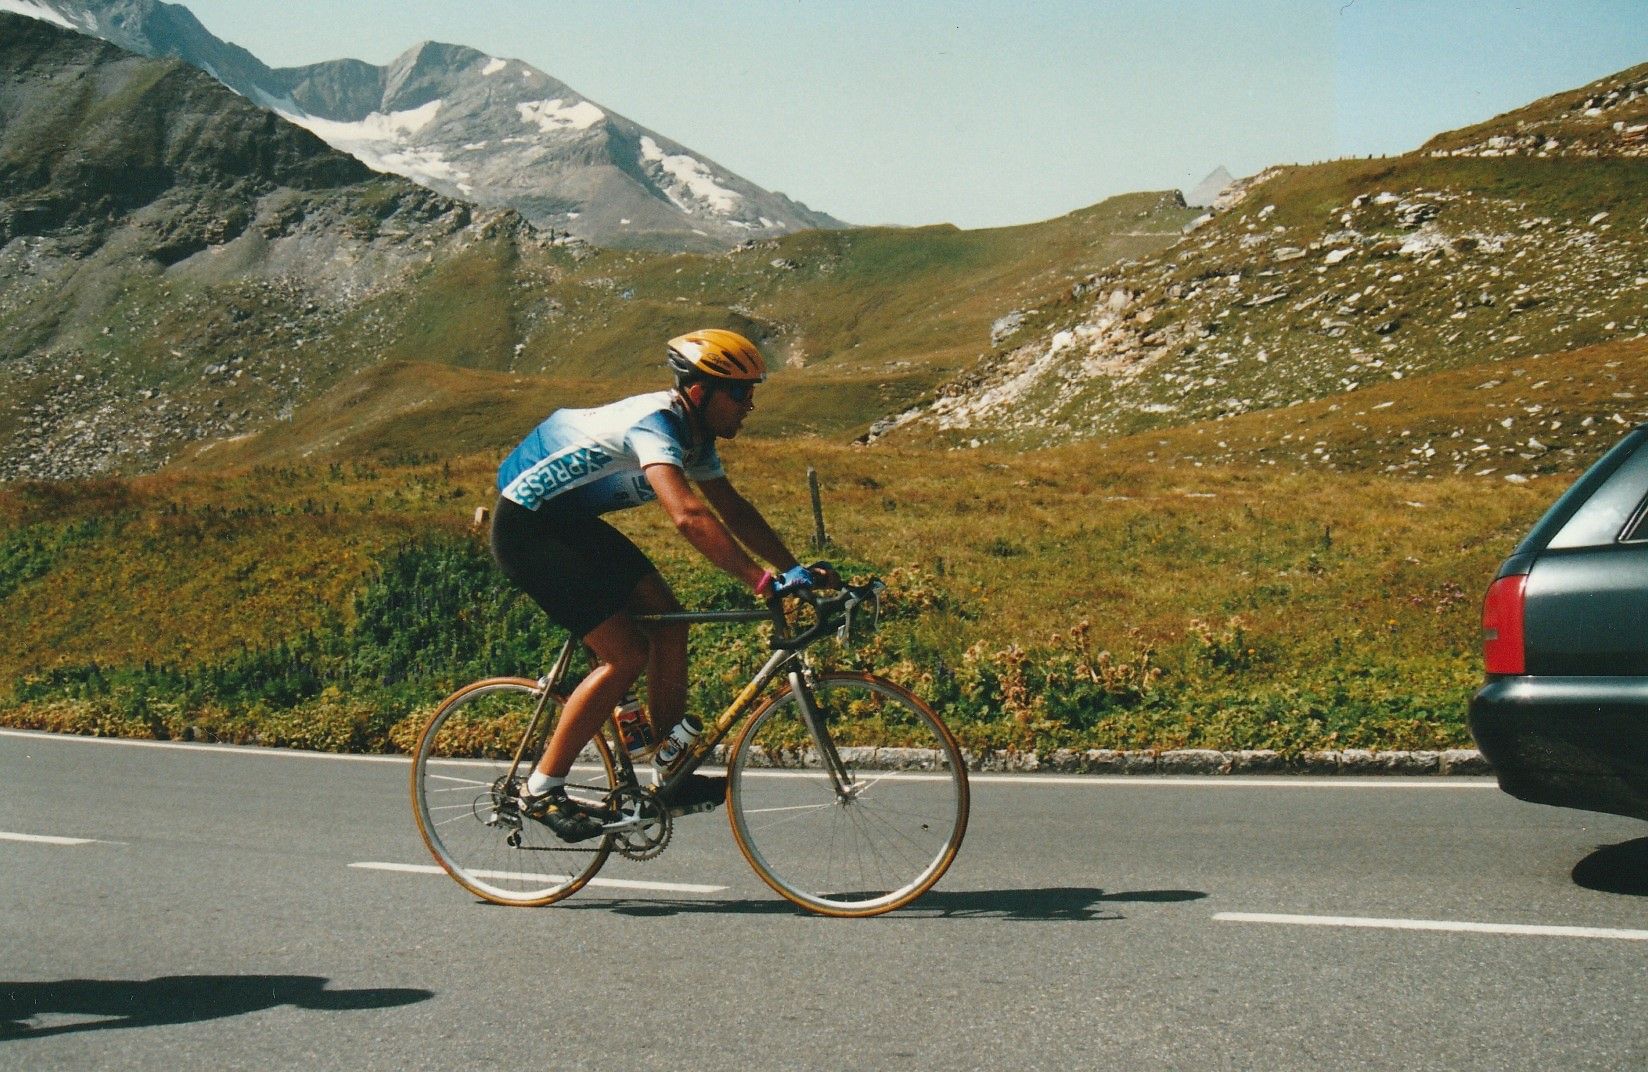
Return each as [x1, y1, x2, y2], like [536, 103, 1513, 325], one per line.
[771, 564, 816, 597]
[755, 562, 840, 600]
[755, 565, 809, 599]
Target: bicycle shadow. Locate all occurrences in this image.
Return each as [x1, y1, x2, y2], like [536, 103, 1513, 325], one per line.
[1572, 837, 1648, 897]
[562, 886, 1207, 921]
[910, 886, 1208, 920]
[0, 975, 433, 1040]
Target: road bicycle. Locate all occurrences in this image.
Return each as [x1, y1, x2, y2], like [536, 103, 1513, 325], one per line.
[410, 577, 969, 917]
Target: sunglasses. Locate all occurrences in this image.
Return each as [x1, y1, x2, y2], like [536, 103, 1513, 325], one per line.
[719, 381, 757, 404]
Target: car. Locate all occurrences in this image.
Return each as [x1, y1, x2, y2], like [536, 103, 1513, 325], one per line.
[1469, 422, 1648, 822]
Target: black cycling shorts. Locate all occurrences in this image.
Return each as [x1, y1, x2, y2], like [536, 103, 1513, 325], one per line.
[489, 495, 656, 638]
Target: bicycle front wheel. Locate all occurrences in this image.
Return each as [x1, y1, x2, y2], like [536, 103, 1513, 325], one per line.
[727, 671, 969, 916]
[411, 677, 615, 907]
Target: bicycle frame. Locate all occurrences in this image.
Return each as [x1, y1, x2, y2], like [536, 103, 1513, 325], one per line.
[519, 592, 872, 800]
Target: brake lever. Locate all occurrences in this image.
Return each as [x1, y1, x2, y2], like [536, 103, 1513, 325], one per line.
[834, 581, 883, 644]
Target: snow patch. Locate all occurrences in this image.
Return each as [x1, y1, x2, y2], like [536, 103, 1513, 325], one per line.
[0, 0, 78, 30]
[638, 136, 741, 215]
[517, 98, 605, 133]
[285, 99, 442, 144]
[481, 57, 508, 76]
[277, 101, 468, 189]
[362, 144, 468, 188]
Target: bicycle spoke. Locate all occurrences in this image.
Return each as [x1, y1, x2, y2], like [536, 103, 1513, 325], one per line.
[729, 673, 968, 916]
[743, 802, 839, 835]
[740, 801, 839, 817]
[427, 801, 489, 814]
[412, 679, 616, 906]
[427, 773, 493, 788]
[433, 811, 494, 829]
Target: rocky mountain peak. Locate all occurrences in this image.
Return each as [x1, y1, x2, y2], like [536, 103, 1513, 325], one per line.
[379, 40, 487, 113]
[1184, 166, 1235, 209]
[7, 0, 847, 250]
[1, 11, 543, 479]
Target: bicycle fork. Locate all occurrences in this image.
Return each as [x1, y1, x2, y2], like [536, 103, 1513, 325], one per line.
[788, 664, 859, 801]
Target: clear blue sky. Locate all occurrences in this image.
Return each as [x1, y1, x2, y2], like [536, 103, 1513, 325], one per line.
[181, 0, 1647, 229]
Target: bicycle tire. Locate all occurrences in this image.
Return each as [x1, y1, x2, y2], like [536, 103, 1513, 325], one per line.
[411, 677, 614, 907]
[726, 671, 969, 917]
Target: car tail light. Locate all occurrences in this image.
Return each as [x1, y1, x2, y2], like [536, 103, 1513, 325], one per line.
[1482, 574, 1527, 675]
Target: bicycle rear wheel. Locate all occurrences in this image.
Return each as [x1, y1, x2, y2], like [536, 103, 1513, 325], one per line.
[411, 677, 615, 906]
[727, 671, 969, 917]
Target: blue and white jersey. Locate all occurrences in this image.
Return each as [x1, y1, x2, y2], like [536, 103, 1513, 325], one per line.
[497, 391, 724, 515]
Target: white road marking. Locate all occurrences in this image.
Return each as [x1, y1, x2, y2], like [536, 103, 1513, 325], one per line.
[351, 861, 727, 895]
[0, 727, 408, 764]
[1215, 911, 1648, 942]
[1, 730, 1495, 788]
[921, 774, 1488, 788]
[0, 831, 103, 846]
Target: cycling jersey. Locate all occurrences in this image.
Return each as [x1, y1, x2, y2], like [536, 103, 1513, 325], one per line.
[497, 391, 724, 515]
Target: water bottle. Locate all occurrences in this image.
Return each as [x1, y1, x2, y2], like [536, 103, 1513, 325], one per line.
[614, 692, 653, 759]
[652, 715, 702, 778]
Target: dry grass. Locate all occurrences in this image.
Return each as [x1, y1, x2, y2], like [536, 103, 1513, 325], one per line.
[3, 336, 1639, 750]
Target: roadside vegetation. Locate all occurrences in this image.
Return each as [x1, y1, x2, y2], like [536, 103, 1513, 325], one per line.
[7, 335, 1645, 756]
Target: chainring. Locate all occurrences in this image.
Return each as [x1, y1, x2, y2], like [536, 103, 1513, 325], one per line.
[605, 784, 672, 861]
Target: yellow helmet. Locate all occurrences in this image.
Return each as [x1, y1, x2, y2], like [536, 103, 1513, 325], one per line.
[666, 329, 767, 383]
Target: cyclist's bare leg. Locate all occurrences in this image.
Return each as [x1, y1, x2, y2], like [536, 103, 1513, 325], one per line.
[628, 572, 688, 736]
[535, 611, 649, 779]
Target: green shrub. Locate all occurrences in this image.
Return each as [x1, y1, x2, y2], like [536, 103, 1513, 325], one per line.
[0, 515, 1481, 756]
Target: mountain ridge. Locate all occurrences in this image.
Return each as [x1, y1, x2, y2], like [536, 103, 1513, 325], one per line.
[4, 0, 847, 251]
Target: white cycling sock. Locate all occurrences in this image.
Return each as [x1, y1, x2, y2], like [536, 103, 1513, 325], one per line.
[526, 772, 566, 796]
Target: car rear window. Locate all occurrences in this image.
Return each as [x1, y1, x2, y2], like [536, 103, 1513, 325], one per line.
[1624, 501, 1648, 543]
[1547, 437, 1648, 549]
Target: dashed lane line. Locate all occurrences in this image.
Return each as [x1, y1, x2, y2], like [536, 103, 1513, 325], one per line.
[0, 831, 111, 846]
[1215, 911, 1648, 942]
[351, 860, 727, 895]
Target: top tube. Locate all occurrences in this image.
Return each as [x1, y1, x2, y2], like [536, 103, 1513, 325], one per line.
[636, 580, 882, 651]
[635, 609, 772, 625]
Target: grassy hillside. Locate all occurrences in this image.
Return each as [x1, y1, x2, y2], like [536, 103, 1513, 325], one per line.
[184, 190, 1196, 462]
[879, 62, 1647, 449]
[7, 335, 1645, 755]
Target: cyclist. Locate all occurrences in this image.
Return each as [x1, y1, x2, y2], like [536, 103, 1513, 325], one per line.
[490, 328, 836, 842]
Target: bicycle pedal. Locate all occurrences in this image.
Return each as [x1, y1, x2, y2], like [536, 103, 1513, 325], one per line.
[665, 801, 719, 818]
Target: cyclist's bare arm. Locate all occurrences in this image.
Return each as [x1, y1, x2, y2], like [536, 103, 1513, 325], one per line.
[700, 477, 840, 588]
[644, 464, 769, 589]
[695, 476, 806, 573]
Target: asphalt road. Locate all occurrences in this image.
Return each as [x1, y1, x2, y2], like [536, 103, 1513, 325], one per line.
[2, 728, 1645, 1071]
